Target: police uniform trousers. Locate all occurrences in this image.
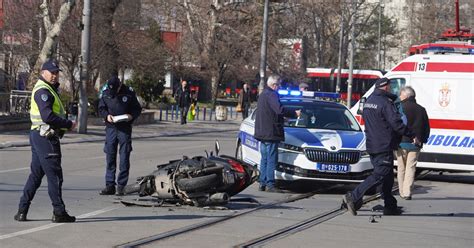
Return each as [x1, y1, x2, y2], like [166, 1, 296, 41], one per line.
[19, 130, 66, 214]
[104, 127, 132, 188]
[350, 151, 398, 210]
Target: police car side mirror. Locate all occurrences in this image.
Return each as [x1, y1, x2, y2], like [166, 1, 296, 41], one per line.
[357, 97, 366, 115]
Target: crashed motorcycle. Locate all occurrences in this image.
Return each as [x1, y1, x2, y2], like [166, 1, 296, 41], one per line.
[123, 142, 259, 207]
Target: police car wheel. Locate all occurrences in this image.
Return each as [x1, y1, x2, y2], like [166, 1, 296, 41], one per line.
[235, 142, 243, 160]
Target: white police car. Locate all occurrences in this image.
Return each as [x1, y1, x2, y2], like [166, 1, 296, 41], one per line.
[236, 90, 372, 183]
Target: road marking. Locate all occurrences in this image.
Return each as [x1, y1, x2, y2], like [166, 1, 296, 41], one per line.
[0, 167, 29, 173]
[0, 205, 121, 240]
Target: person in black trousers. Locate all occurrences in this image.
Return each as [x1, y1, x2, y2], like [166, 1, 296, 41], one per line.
[175, 80, 191, 124]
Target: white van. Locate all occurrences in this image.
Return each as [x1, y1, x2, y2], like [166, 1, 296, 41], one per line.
[351, 54, 474, 172]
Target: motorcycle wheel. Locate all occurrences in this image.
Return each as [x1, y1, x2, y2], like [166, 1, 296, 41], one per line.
[124, 183, 141, 194]
[176, 174, 218, 192]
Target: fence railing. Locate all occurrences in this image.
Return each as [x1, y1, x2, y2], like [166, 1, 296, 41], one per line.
[0, 90, 32, 117]
[156, 105, 252, 122]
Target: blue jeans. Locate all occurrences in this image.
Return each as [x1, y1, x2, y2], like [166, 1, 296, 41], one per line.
[259, 141, 279, 188]
[104, 127, 132, 188]
[351, 151, 397, 209]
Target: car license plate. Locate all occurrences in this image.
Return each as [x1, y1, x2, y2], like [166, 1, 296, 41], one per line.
[316, 163, 350, 173]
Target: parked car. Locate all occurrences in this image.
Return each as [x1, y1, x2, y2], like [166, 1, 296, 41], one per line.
[236, 90, 373, 183]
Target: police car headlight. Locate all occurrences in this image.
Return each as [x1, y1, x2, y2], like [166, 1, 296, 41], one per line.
[361, 151, 370, 158]
[279, 143, 304, 153]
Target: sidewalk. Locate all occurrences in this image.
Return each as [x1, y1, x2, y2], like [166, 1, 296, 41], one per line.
[0, 119, 241, 149]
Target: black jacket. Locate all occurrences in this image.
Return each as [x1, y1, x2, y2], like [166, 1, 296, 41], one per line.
[175, 86, 191, 108]
[99, 85, 142, 132]
[362, 89, 414, 154]
[400, 97, 430, 146]
[254, 86, 284, 142]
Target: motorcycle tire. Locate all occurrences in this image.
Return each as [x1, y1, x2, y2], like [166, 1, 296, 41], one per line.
[124, 183, 141, 194]
[176, 174, 219, 192]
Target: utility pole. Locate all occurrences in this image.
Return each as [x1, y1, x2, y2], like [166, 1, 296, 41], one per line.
[78, 0, 91, 133]
[258, 0, 269, 94]
[347, 0, 356, 108]
[336, 3, 344, 94]
[377, 0, 382, 70]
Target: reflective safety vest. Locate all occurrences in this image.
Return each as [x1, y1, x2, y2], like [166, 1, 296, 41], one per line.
[30, 80, 67, 131]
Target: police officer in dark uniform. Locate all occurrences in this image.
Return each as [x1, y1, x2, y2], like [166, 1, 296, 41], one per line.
[342, 78, 418, 216]
[14, 59, 76, 223]
[98, 76, 142, 196]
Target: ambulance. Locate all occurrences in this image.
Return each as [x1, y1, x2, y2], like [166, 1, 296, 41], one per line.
[351, 53, 474, 172]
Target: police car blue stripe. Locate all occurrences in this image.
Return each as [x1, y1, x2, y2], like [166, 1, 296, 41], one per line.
[285, 128, 323, 147]
[337, 131, 365, 149]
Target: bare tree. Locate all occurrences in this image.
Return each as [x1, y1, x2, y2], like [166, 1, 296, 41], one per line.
[27, 0, 76, 89]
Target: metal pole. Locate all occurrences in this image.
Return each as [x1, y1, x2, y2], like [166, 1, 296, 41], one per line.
[78, 0, 91, 133]
[336, 3, 344, 94]
[347, 0, 356, 108]
[258, 0, 269, 94]
[377, 1, 382, 70]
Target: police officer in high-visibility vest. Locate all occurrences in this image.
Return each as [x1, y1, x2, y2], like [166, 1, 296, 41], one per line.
[14, 60, 77, 223]
[98, 75, 142, 196]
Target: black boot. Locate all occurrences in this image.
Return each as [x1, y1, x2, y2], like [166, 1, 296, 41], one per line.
[115, 186, 125, 196]
[99, 185, 116, 195]
[14, 209, 28, 222]
[52, 211, 76, 223]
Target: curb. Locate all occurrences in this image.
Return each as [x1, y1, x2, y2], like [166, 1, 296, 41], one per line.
[0, 127, 238, 149]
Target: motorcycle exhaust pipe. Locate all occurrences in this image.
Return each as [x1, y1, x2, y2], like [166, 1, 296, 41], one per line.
[208, 193, 229, 205]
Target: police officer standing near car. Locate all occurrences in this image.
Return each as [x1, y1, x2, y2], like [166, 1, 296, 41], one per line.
[14, 59, 77, 223]
[98, 75, 142, 196]
[342, 78, 418, 216]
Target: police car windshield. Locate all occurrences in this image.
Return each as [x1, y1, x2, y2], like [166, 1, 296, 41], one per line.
[282, 101, 361, 131]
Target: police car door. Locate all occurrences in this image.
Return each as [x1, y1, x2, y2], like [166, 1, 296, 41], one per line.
[239, 109, 261, 166]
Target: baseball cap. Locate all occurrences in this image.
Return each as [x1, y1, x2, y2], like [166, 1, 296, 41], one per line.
[41, 59, 62, 73]
[107, 76, 121, 90]
[375, 77, 390, 88]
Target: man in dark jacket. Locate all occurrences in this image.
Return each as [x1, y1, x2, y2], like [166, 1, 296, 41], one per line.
[175, 80, 191, 124]
[98, 76, 142, 196]
[254, 75, 284, 192]
[238, 83, 252, 119]
[342, 78, 418, 216]
[396, 86, 430, 200]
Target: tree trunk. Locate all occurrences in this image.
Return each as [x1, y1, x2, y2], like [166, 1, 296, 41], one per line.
[97, 0, 122, 83]
[27, 0, 76, 89]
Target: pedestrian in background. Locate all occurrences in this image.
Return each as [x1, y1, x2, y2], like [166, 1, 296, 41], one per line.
[396, 86, 430, 200]
[98, 75, 142, 196]
[342, 78, 418, 216]
[175, 80, 191, 125]
[15, 59, 77, 223]
[254, 75, 284, 193]
[238, 83, 252, 119]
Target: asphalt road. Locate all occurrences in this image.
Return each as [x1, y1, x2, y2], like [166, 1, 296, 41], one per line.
[0, 131, 473, 248]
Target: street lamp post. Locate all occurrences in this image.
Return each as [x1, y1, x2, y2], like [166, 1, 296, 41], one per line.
[347, 0, 357, 108]
[258, 0, 269, 94]
[78, 0, 91, 133]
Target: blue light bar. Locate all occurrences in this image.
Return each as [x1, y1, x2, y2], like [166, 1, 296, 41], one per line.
[314, 92, 340, 99]
[278, 89, 289, 95]
[290, 90, 302, 96]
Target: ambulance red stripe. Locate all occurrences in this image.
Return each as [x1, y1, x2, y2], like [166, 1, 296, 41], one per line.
[426, 62, 474, 72]
[355, 116, 473, 130]
[392, 62, 474, 73]
[392, 62, 417, 72]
